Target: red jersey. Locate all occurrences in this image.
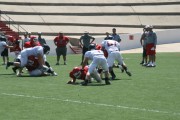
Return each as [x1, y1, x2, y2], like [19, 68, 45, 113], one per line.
[7, 36, 16, 52]
[54, 36, 69, 47]
[69, 66, 88, 80]
[26, 55, 39, 71]
[24, 41, 41, 48]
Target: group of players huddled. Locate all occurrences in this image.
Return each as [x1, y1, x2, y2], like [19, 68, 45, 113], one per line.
[68, 39, 132, 86]
[1, 30, 132, 86]
[4, 34, 57, 77]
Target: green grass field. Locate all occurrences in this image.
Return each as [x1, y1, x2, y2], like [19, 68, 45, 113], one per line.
[0, 53, 180, 120]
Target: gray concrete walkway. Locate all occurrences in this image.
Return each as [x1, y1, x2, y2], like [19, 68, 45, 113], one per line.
[122, 43, 180, 53]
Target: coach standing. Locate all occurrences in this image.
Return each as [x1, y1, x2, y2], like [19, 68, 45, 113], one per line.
[54, 32, 69, 65]
[79, 31, 95, 65]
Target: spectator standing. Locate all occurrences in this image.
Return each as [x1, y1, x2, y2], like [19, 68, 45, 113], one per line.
[54, 32, 69, 65]
[111, 28, 121, 43]
[23, 33, 30, 45]
[28, 32, 31, 38]
[140, 26, 148, 65]
[145, 25, 157, 67]
[37, 32, 46, 46]
[104, 32, 113, 40]
[0, 35, 14, 65]
[79, 31, 95, 65]
[0, 35, 9, 65]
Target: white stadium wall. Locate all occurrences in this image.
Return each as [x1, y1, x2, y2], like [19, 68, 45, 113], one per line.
[9, 29, 180, 56]
[46, 29, 180, 55]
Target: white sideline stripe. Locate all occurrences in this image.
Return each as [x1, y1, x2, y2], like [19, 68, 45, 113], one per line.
[1, 93, 180, 116]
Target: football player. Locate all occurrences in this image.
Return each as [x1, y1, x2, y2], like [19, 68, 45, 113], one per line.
[101, 39, 132, 80]
[24, 36, 57, 75]
[6, 45, 56, 76]
[81, 43, 111, 85]
[68, 65, 103, 85]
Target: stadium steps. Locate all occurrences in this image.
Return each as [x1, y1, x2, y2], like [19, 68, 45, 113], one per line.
[0, 21, 19, 39]
[69, 44, 82, 54]
[0, 0, 180, 36]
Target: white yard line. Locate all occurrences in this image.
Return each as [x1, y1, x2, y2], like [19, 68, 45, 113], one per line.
[1, 92, 180, 116]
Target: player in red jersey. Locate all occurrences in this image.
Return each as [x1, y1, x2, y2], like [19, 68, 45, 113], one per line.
[24, 36, 41, 48]
[13, 54, 56, 77]
[68, 66, 89, 84]
[67, 65, 102, 85]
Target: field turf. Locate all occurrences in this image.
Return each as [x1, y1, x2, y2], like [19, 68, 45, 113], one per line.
[0, 53, 180, 120]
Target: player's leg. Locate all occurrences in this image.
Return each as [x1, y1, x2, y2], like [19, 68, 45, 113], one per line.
[100, 58, 110, 85]
[90, 69, 102, 83]
[117, 52, 132, 76]
[29, 69, 44, 76]
[107, 53, 116, 80]
[56, 47, 60, 65]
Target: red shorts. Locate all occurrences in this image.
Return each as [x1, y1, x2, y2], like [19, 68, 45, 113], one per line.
[146, 43, 156, 55]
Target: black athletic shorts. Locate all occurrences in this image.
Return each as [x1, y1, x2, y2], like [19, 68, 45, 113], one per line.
[82, 46, 88, 55]
[1, 48, 8, 56]
[56, 46, 67, 56]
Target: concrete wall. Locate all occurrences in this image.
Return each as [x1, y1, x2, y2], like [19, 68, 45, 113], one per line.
[46, 29, 180, 55]
[9, 29, 180, 56]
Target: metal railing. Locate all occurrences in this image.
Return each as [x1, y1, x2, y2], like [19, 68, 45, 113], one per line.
[0, 10, 28, 36]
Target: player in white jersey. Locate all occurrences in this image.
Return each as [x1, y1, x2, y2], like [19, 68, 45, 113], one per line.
[101, 39, 131, 79]
[81, 43, 110, 85]
[6, 45, 52, 76]
[0, 36, 13, 55]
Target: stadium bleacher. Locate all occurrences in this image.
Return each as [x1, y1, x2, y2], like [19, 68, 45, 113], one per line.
[0, 0, 180, 37]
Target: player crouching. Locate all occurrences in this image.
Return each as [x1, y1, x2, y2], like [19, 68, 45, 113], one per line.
[68, 65, 102, 85]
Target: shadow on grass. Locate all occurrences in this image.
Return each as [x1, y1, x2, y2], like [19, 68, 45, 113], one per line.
[110, 78, 132, 81]
[0, 73, 16, 76]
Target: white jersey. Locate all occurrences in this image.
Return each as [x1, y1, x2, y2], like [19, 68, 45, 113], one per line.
[101, 40, 120, 54]
[85, 49, 108, 74]
[21, 46, 43, 57]
[20, 46, 44, 67]
[0, 41, 7, 53]
[85, 50, 104, 60]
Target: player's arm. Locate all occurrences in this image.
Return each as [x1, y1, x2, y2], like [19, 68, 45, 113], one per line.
[90, 36, 95, 43]
[43, 38, 46, 44]
[82, 57, 89, 70]
[154, 33, 157, 49]
[140, 33, 145, 46]
[53, 38, 57, 46]
[3, 44, 14, 49]
[37, 54, 45, 67]
[68, 72, 77, 84]
[79, 37, 83, 47]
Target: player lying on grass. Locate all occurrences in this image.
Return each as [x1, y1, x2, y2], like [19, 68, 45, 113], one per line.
[6, 45, 57, 76]
[68, 65, 103, 85]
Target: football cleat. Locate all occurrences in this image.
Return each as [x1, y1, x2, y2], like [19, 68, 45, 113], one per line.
[105, 80, 111, 85]
[6, 62, 11, 69]
[12, 67, 17, 73]
[111, 75, 116, 80]
[81, 80, 88, 86]
[126, 70, 132, 76]
[52, 71, 58, 76]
